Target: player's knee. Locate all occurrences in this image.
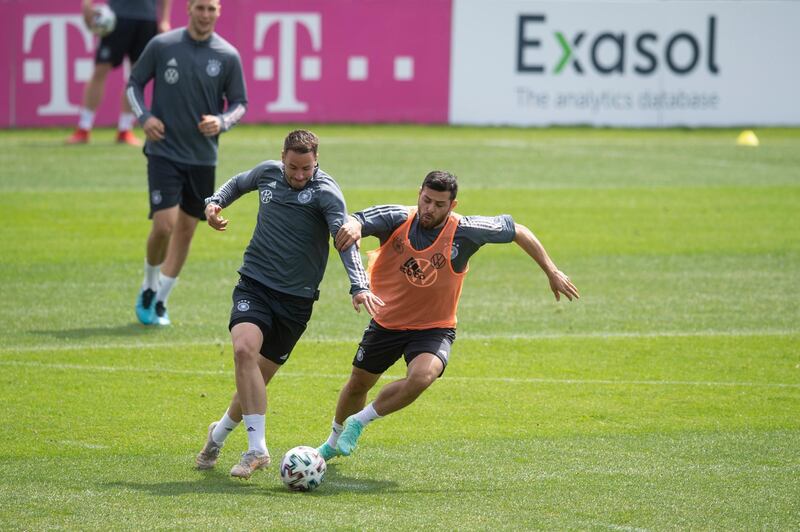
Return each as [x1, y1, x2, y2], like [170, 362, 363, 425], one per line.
[151, 219, 174, 238]
[407, 371, 437, 393]
[232, 341, 260, 366]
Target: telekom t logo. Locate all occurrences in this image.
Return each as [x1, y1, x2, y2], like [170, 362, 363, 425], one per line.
[23, 15, 96, 115]
[254, 13, 322, 113]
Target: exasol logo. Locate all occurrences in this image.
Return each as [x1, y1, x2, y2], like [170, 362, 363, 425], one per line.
[516, 14, 720, 76]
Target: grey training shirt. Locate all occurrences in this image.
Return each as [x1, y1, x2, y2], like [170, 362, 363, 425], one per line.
[110, 0, 158, 21]
[207, 161, 370, 299]
[127, 29, 247, 166]
[354, 205, 516, 272]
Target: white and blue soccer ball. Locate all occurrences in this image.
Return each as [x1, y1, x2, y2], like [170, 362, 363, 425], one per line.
[280, 446, 326, 492]
[91, 4, 117, 36]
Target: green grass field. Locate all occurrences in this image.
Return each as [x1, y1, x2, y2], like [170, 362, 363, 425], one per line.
[1, 125, 798, 530]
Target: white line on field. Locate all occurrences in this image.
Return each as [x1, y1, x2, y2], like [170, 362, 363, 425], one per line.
[0, 329, 796, 354]
[1, 360, 798, 389]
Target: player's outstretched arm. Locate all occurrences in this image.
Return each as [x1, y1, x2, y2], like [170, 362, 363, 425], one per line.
[513, 223, 580, 301]
[204, 202, 228, 231]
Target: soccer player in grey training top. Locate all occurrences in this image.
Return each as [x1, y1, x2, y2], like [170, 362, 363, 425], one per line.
[127, 0, 247, 326]
[195, 130, 384, 479]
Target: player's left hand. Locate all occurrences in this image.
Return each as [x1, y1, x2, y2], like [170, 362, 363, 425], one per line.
[335, 217, 363, 251]
[548, 270, 580, 301]
[198, 115, 222, 137]
[352, 290, 385, 316]
[158, 20, 171, 33]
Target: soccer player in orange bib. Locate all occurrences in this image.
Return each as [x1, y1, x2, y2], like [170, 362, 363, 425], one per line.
[317, 171, 580, 460]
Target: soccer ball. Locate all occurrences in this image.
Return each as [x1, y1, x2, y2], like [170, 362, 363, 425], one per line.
[280, 446, 327, 492]
[91, 4, 117, 37]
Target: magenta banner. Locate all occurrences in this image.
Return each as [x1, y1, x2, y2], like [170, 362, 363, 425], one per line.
[2, 0, 451, 127]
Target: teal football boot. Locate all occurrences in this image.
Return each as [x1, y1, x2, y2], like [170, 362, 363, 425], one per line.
[336, 416, 365, 456]
[135, 288, 157, 325]
[317, 442, 340, 461]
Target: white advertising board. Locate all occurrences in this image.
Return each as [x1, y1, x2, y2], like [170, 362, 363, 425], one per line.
[450, 0, 800, 126]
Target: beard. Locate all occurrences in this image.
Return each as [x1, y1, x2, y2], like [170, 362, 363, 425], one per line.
[419, 212, 446, 229]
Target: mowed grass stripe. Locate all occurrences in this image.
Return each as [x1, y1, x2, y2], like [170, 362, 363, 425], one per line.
[2, 359, 799, 389]
[0, 327, 796, 353]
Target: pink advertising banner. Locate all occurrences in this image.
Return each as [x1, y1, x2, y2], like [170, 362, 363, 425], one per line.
[1, 0, 452, 127]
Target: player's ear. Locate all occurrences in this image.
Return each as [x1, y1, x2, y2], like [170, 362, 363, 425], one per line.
[450, 199, 458, 212]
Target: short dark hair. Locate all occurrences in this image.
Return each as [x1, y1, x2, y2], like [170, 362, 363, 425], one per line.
[421, 170, 458, 200]
[283, 129, 319, 156]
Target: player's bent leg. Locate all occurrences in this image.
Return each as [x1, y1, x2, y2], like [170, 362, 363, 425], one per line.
[231, 323, 267, 416]
[336, 367, 382, 422]
[372, 353, 443, 416]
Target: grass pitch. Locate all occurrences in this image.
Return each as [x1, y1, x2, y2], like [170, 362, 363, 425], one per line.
[0, 125, 798, 530]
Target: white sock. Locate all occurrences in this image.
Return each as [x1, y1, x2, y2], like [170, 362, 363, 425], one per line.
[141, 260, 160, 292]
[353, 402, 382, 427]
[324, 419, 344, 448]
[118, 112, 136, 132]
[242, 414, 268, 454]
[78, 108, 95, 130]
[211, 411, 240, 445]
[156, 273, 177, 306]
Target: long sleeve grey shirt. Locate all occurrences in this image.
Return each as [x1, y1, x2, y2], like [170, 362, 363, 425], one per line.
[353, 205, 516, 272]
[207, 161, 370, 299]
[127, 28, 247, 166]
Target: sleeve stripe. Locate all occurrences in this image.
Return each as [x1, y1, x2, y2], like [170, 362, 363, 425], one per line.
[360, 204, 407, 222]
[126, 86, 144, 117]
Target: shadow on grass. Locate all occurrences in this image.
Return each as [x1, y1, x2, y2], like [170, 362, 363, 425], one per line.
[29, 323, 158, 340]
[104, 464, 400, 497]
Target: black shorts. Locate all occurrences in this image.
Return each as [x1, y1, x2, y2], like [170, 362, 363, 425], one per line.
[229, 276, 315, 365]
[147, 155, 215, 219]
[353, 320, 456, 377]
[95, 18, 157, 68]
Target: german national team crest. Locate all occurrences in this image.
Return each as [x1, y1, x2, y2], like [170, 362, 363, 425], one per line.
[236, 300, 250, 312]
[206, 59, 221, 77]
[450, 244, 459, 260]
[297, 190, 313, 204]
[151, 190, 162, 205]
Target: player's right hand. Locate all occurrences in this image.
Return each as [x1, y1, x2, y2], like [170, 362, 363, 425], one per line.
[143, 116, 166, 142]
[205, 203, 228, 231]
[352, 290, 385, 316]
